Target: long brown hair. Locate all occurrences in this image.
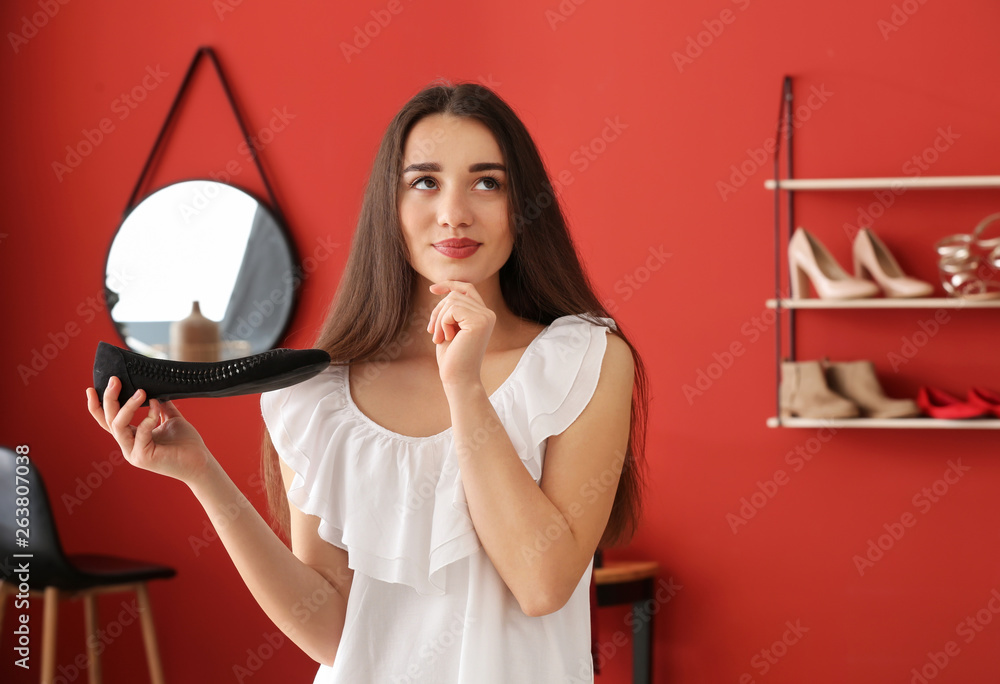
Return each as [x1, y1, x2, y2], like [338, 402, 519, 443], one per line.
[261, 81, 649, 550]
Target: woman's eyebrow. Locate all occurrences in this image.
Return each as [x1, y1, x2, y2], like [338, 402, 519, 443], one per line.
[401, 162, 507, 173]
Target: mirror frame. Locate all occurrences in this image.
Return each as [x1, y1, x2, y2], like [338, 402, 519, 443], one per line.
[103, 178, 303, 358]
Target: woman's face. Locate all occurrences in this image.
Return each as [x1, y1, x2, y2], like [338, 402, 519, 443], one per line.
[398, 113, 513, 289]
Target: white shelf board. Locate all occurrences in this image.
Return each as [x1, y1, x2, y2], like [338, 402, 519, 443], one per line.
[764, 175, 1000, 191]
[765, 298, 1000, 309]
[767, 416, 1000, 429]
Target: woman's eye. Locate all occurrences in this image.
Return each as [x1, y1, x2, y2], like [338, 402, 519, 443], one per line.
[475, 176, 503, 190]
[410, 177, 437, 190]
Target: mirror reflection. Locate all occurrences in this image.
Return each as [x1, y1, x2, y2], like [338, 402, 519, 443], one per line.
[105, 180, 298, 359]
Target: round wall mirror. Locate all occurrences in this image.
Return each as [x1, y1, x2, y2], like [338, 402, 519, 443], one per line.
[104, 180, 299, 359]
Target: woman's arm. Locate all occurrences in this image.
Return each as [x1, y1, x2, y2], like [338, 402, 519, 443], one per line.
[446, 333, 635, 616]
[186, 457, 353, 665]
[85, 382, 351, 665]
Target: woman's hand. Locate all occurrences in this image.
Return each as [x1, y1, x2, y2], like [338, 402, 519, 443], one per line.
[85, 377, 215, 487]
[426, 280, 496, 390]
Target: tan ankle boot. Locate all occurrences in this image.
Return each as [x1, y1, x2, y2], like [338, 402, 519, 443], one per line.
[780, 360, 859, 419]
[824, 360, 921, 418]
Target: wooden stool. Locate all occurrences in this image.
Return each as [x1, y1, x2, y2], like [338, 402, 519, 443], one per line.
[593, 554, 659, 684]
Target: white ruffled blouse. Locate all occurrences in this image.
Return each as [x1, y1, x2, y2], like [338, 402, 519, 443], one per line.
[260, 313, 617, 684]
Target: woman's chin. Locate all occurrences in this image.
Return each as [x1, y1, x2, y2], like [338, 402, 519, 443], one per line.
[420, 267, 481, 285]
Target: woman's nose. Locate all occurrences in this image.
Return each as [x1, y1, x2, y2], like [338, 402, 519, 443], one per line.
[436, 186, 473, 228]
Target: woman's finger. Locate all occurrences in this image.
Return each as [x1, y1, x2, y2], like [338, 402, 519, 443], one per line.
[427, 297, 442, 335]
[86, 387, 110, 432]
[158, 398, 183, 421]
[433, 294, 491, 343]
[428, 282, 462, 336]
[110, 387, 145, 453]
[102, 376, 124, 429]
[133, 399, 160, 455]
[428, 291, 456, 340]
[458, 282, 485, 306]
[428, 281, 490, 344]
[432, 301, 449, 342]
[439, 301, 466, 341]
[431, 280, 485, 305]
[435, 299, 461, 343]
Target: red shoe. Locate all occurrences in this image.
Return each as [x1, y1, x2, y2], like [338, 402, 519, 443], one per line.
[968, 387, 1000, 418]
[917, 387, 992, 419]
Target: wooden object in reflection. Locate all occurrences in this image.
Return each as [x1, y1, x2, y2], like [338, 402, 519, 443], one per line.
[170, 300, 220, 361]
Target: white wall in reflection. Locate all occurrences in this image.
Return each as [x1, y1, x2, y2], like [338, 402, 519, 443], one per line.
[107, 180, 256, 322]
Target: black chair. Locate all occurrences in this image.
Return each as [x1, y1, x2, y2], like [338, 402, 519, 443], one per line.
[0, 446, 176, 683]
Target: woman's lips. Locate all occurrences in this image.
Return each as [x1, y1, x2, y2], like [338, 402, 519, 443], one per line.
[433, 243, 480, 258]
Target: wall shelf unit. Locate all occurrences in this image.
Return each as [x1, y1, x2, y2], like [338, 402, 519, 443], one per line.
[766, 298, 1000, 310]
[766, 76, 999, 430]
[765, 176, 1000, 191]
[766, 417, 1000, 430]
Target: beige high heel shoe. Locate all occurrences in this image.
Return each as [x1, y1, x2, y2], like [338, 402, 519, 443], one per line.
[788, 228, 880, 299]
[853, 228, 934, 298]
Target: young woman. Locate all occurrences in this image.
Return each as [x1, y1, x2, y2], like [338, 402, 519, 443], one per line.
[87, 82, 649, 683]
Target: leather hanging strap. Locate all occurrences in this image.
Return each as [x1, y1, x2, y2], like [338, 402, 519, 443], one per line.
[123, 45, 286, 227]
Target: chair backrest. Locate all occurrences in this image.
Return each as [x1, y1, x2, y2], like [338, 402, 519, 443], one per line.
[0, 446, 75, 590]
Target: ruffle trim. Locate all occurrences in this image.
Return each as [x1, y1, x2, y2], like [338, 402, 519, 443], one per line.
[260, 314, 616, 596]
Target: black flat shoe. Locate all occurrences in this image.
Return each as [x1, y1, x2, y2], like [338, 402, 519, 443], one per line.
[93, 342, 332, 406]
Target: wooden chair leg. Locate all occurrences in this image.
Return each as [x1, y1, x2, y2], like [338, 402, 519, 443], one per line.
[83, 593, 103, 684]
[0, 580, 10, 631]
[135, 584, 166, 684]
[42, 586, 60, 684]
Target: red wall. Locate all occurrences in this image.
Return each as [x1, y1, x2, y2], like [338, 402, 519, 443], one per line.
[3, 1, 1000, 682]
